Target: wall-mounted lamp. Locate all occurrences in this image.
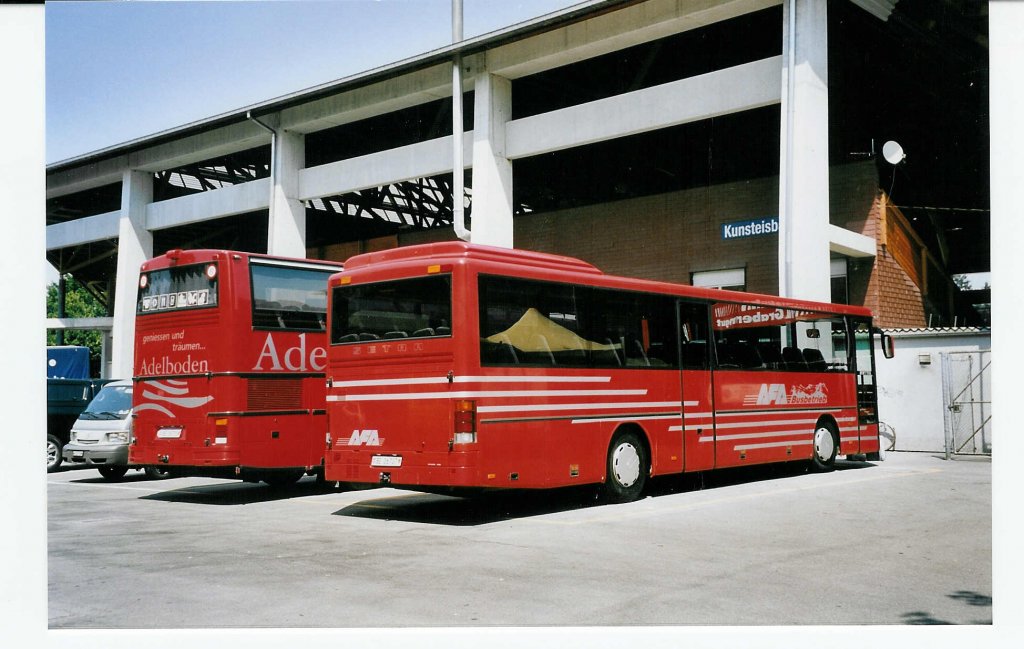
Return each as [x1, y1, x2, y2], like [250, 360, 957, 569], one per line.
[918, 353, 932, 366]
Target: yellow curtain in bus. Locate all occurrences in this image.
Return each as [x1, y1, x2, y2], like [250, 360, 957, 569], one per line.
[485, 308, 620, 352]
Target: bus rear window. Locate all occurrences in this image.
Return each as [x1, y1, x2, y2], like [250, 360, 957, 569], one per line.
[331, 275, 452, 344]
[251, 262, 333, 331]
[138, 263, 218, 314]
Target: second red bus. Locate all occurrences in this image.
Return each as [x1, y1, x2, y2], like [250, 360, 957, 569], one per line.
[322, 242, 892, 502]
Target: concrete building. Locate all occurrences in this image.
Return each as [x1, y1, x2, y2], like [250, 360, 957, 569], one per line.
[45, 0, 989, 379]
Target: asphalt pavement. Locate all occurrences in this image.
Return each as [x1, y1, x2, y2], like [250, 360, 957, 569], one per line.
[47, 452, 991, 629]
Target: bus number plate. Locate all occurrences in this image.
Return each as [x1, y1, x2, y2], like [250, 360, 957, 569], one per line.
[157, 427, 183, 439]
[371, 455, 402, 467]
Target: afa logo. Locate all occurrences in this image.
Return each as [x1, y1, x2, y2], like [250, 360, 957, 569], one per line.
[342, 429, 383, 446]
[745, 382, 829, 406]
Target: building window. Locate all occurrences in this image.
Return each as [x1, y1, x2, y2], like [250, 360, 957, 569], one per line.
[692, 268, 745, 291]
[830, 257, 849, 305]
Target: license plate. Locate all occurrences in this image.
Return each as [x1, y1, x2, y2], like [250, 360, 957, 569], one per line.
[157, 427, 183, 439]
[370, 455, 402, 467]
[72, 450, 84, 458]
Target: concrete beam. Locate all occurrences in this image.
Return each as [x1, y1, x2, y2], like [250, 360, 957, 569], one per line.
[506, 55, 781, 159]
[111, 171, 154, 378]
[280, 63, 456, 134]
[469, 72, 514, 248]
[488, 0, 780, 79]
[778, 0, 830, 302]
[46, 155, 128, 199]
[299, 134, 472, 200]
[46, 317, 114, 331]
[46, 210, 120, 250]
[267, 129, 307, 257]
[829, 224, 876, 258]
[127, 120, 270, 173]
[145, 178, 270, 231]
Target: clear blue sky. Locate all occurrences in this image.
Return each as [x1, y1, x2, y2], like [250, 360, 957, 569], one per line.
[46, 0, 583, 164]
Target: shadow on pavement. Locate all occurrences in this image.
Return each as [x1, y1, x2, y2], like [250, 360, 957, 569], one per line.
[332, 459, 878, 526]
[138, 477, 340, 505]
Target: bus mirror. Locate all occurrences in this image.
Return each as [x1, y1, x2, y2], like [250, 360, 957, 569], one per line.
[875, 328, 895, 359]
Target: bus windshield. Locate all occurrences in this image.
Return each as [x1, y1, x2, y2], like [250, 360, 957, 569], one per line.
[138, 262, 218, 314]
[331, 275, 452, 343]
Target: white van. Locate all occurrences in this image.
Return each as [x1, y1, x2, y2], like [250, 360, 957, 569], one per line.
[62, 380, 167, 480]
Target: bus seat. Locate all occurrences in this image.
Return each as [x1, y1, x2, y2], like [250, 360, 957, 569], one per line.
[383, 331, 409, 339]
[757, 344, 785, 370]
[782, 346, 807, 370]
[734, 343, 764, 369]
[802, 347, 828, 371]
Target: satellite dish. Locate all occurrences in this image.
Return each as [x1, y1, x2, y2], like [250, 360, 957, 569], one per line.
[882, 140, 905, 165]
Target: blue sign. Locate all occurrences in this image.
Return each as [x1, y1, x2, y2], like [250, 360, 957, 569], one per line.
[722, 217, 779, 240]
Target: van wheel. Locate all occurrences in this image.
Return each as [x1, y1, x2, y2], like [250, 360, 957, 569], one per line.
[810, 424, 838, 471]
[47, 435, 63, 472]
[604, 430, 647, 503]
[98, 466, 129, 480]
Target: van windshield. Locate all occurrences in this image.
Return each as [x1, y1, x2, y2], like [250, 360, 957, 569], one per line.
[80, 385, 133, 420]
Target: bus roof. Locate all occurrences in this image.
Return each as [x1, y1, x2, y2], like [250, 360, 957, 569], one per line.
[338, 242, 874, 318]
[141, 249, 344, 272]
[342, 241, 603, 275]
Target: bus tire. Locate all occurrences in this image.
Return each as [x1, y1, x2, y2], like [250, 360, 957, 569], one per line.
[47, 435, 63, 472]
[810, 423, 839, 472]
[98, 465, 129, 480]
[144, 466, 171, 479]
[604, 430, 648, 503]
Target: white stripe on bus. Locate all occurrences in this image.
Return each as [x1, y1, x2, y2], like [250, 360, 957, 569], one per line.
[734, 440, 815, 451]
[329, 375, 614, 388]
[570, 414, 683, 424]
[327, 389, 649, 403]
[478, 401, 684, 414]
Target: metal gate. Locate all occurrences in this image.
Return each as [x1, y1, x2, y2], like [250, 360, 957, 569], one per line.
[940, 350, 992, 458]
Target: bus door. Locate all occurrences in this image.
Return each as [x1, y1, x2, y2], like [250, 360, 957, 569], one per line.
[852, 318, 880, 447]
[679, 300, 715, 472]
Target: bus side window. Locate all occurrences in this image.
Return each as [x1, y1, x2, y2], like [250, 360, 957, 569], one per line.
[679, 301, 709, 370]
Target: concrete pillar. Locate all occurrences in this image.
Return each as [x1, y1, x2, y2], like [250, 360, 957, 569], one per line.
[470, 71, 514, 248]
[110, 170, 153, 378]
[778, 0, 831, 301]
[267, 126, 307, 257]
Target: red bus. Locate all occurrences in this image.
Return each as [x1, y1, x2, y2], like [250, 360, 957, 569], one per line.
[323, 242, 892, 502]
[129, 249, 342, 485]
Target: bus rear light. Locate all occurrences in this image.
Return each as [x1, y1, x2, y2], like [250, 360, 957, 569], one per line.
[215, 418, 229, 435]
[453, 399, 476, 444]
[427, 264, 453, 274]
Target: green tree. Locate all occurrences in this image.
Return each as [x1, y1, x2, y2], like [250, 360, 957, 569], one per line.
[46, 277, 107, 363]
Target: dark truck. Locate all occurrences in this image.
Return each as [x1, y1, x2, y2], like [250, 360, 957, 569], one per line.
[47, 378, 110, 472]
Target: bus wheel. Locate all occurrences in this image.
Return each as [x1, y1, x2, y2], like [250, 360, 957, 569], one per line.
[144, 466, 171, 479]
[604, 430, 647, 503]
[98, 466, 129, 480]
[47, 435, 63, 472]
[810, 424, 838, 472]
